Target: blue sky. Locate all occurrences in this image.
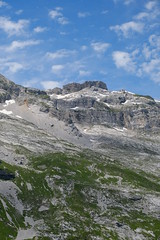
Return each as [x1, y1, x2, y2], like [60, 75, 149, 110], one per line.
[0, 0, 160, 99]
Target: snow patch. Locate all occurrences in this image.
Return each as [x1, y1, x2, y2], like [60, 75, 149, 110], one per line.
[3, 99, 15, 107]
[0, 109, 13, 115]
[113, 127, 124, 132]
[70, 106, 79, 110]
[16, 115, 22, 119]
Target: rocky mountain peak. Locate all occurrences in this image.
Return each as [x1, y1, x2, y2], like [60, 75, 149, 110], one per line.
[63, 80, 107, 94]
[0, 74, 22, 102]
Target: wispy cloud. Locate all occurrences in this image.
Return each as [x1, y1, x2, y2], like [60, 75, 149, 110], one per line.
[46, 49, 76, 60]
[101, 10, 108, 15]
[51, 64, 64, 74]
[0, 17, 29, 36]
[112, 51, 136, 72]
[110, 21, 144, 37]
[78, 12, 90, 18]
[15, 9, 23, 15]
[49, 7, 69, 25]
[134, 12, 149, 20]
[81, 45, 88, 51]
[6, 62, 24, 73]
[40, 80, 61, 89]
[6, 40, 40, 52]
[113, 0, 134, 5]
[0, 0, 8, 7]
[0, 61, 24, 73]
[34, 26, 47, 33]
[145, 1, 157, 10]
[91, 42, 110, 54]
[141, 59, 160, 82]
[79, 70, 91, 77]
[134, 1, 159, 21]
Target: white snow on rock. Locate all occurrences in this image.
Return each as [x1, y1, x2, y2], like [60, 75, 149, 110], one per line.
[3, 99, 15, 107]
[0, 109, 13, 115]
[16, 115, 22, 119]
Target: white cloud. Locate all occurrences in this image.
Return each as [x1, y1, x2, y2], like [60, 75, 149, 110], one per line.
[40, 81, 61, 89]
[149, 35, 160, 49]
[6, 40, 40, 52]
[79, 70, 91, 76]
[101, 10, 108, 15]
[141, 59, 160, 82]
[124, 0, 134, 5]
[110, 21, 144, 37]
[0, 0, 8, 7]
[46, 49, 76, 60]
[57, 17, 69, 25]
[34, 26, 47, 33]
[81, 45, 88, 51]
[49, 7, 69, 25]
[112, 51, 136, 72]
[78, 12, 90, 18]
[49, 7, 63, 19]
[15, 9, 23, 15]
[51, 64, 64, 74]
[23, 78, 39, 88]
[113, 0, 133, 5]
[5, 62, 24, 73]
[0, 17, 29, 36]
[91, 42, 110, 53]
[142, 45, 152, 60]
[134, 12, 149, 20]
[145, 1, 157, 10]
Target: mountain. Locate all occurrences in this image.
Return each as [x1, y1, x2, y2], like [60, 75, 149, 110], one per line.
[0, 73, 160, 240]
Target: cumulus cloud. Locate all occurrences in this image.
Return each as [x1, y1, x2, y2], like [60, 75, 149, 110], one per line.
[112, 33, 160, 83]
[40, 81, 61, 89]
[91, 42, 110, 54]
[0, 17, 29, 36]
[34, 26, 47, 33]
[49, 7, 69, 25]
[46, 49, 76, 60]
[110, 21, 144, 37]
[6, 40, 40, 52]
[112, 51, 136, 72]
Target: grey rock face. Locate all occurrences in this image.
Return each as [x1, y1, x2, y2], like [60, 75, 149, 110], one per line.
[47, 86, 160, 132]
[0, 75, 160, 132]
[0, 74, 22, 102]
[63, 80, 107, 93]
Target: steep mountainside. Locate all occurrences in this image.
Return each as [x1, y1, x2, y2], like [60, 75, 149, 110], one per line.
[0, 74, 159, 240]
